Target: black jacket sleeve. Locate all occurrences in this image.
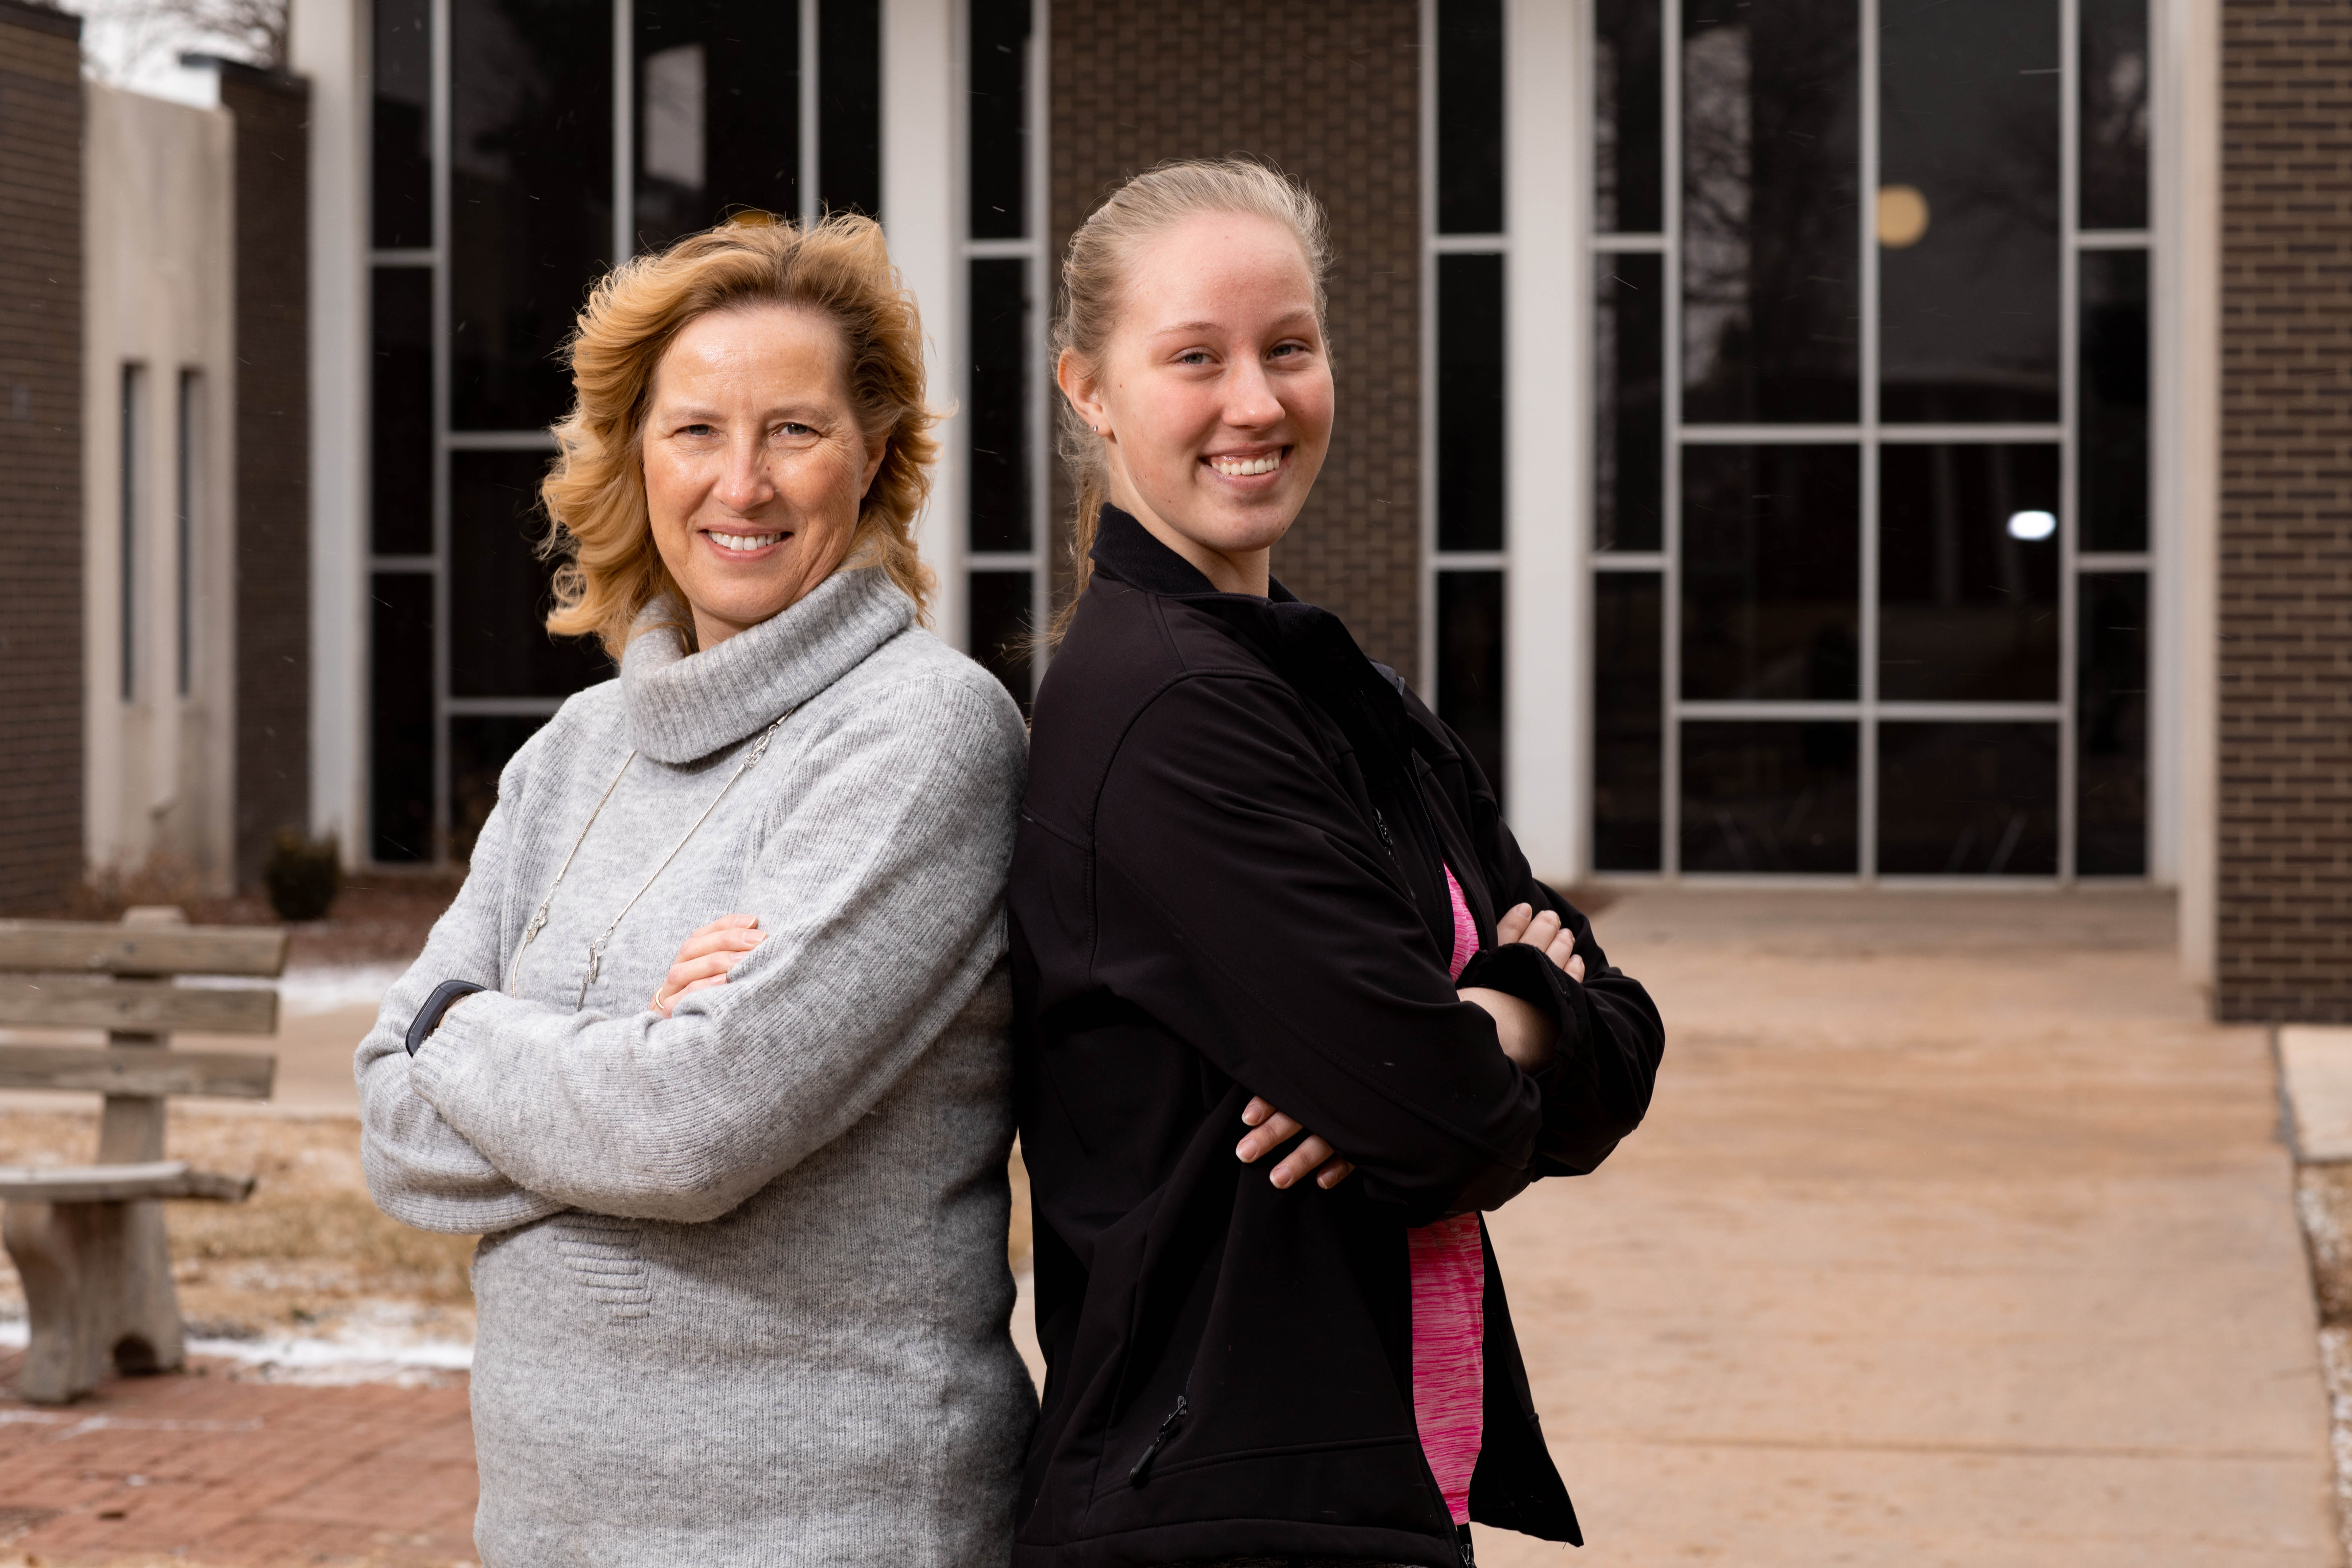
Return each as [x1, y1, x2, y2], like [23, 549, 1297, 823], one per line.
[1092, 670, 1547, 1224]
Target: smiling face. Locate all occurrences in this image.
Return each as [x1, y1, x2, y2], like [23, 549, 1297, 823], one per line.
[641, 303, 886, 649]
[1058, 211, 1334, 595]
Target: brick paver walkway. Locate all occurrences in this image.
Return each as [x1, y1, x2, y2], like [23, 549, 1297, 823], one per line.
[0, 1347, 476, 1567]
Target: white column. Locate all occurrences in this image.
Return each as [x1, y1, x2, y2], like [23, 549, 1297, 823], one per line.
[881, 0, 966, 648]
[292, 0, 369, 861]
[2153, 0, 2220, 985]
[1501, 0, 1588, 883]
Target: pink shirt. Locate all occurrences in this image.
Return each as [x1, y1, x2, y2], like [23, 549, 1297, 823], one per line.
[1410, 865, 1487, 1524]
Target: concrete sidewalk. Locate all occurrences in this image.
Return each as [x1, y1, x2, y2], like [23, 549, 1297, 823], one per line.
[1475, 888, 2336, 1568]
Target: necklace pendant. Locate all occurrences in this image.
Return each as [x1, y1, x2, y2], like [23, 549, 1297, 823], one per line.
[522, 908, 547, 946]
[584, 943, 603, 985]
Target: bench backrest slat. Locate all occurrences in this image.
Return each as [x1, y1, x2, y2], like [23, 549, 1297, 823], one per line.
[0, 921, 288, 978]
[0, 1044, 275, 1100]
[0, 976, 278, 1036]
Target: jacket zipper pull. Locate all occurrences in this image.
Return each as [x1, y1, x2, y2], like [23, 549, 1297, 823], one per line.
[1126, 1395, 1189, 1487]
[1372, 808, 1400, 863]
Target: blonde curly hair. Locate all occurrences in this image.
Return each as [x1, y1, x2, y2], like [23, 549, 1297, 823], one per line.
[540, 212, 938, 658]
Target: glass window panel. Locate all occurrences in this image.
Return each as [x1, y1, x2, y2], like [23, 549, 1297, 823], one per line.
[370, 267, 433, 555]
[633, 0, 799, 253]
[969, 257, 1029, 553]
[450, 0, 611, 432]
[968, 0, 1028, 240]
[1878, 0, 2059, 424]
[1595, 253, 1663, 552]
[370, 571, 435, 861]
[371, 0, 432, 249]
[1681, 0, 1859, 425]
[1595, 0, 1663, 233]
[1437, 252, 1505, 553]
[1594, 572, 1663, 871]
[1680, 444, 1859, 700]
[2080, 0, 2149, 230]
[449, 449, 610, 698]
[1437, 0, 1505, 235]
[2080, 249, 2149, 552]
[1681, 720, 1859, 872]
[1437, 570, 1506, 801]
[1878, 443, 2060, 701]
[968, 569, 1033, 706]
[2077, 572, 2148, 875]
[818, 0, 880, 217]
[1876, 721, 2059, 875]
[450, 713, 550, 861]
[120, 363, 141, 701]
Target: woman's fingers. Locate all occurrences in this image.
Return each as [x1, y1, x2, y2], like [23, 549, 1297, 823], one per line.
[1565, 951, 1586, 983]
[1242, 1095, 1274, 1128]
[1496, 902, 1534, 944]
[673, 918, 766, 966]
[1270, 1136, 1337, 1190]
[1314, 1156, 1357, 1190]
[1236, 1110, 1303, 1164]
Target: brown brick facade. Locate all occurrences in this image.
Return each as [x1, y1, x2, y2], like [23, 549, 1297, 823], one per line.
[215, 63, 312, 886]
[0, 0, 84, 913]
[2219, 0, 2352, 1022]
[1048, 0, 1423, 673]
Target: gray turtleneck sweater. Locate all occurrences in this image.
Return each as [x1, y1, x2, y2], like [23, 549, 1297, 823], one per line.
[354, 568, 1036, 1567]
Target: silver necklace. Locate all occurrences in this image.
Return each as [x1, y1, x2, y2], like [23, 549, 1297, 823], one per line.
[511, 712, 793, 1008]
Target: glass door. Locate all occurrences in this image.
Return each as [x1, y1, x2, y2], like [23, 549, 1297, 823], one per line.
[1589, 0, 2151, 879]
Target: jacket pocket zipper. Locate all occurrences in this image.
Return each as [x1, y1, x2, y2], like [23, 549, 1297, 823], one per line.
[1125, 1394, 1189, 1487]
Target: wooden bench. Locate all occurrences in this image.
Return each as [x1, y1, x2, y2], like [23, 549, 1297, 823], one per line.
[0, 908, 284, 1404]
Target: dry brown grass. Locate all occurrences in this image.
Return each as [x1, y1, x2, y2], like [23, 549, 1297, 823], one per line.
[0, 1110, 475, 1339]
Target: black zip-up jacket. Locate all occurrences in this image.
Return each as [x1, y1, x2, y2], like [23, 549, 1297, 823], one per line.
[1009, 509, 1665, 1568]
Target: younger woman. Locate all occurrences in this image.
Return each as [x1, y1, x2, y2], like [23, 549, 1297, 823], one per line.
[1009, 160, 1665, 1568]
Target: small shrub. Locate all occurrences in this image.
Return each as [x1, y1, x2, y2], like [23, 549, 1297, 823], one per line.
[263, 830, 341, 922]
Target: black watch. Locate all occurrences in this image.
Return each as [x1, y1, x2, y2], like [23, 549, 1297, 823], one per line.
[406, 980, 488, 1056]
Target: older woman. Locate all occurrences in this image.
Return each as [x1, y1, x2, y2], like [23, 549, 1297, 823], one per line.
[355, 214, 1034, 1564]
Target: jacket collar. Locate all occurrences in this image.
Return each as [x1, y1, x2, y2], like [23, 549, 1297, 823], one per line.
[1088, 503, 1301, 603]
[619, 565, 913, 764]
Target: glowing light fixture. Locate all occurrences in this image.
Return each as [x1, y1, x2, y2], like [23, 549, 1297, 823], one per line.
[2006, 509, 2057, 541]
[1876, 184, 1930, 248]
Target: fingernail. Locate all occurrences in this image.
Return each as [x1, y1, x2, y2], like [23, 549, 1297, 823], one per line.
[1270, 1169, 1291, 1189]
[1235, 1141, 1255, 1162]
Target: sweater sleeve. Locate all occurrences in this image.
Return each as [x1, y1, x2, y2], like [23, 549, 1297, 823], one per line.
[1091, 671, 1547, 1224]
[355, 734, 568, 1237]
[403, 671, 1025, 1225]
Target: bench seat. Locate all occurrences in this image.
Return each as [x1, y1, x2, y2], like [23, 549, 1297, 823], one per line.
[0, 1162, 256, 1204]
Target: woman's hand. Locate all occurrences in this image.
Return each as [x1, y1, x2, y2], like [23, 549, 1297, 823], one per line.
[1459, 903, 1587, 1073]
[1236, 1096, 1356, 1190]
[1496, 902, 1585, 982]
[651, 914, 766, 1018]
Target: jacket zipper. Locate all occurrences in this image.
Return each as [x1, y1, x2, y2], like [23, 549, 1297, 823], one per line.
[1372, 807, 1401, 867]
[1125, 1394, 1189, 1487]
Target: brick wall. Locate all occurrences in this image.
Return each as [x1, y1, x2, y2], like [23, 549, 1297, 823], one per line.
[1048, 0, 1422, 673]
[0, 0, 83, 913]
[2219, 0, 2352, 1022]
[216, 64, 312, 887]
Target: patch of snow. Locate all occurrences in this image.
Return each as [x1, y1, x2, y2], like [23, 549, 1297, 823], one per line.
[0, 1304, 471, 1386]
[181, 963, 405, 1017]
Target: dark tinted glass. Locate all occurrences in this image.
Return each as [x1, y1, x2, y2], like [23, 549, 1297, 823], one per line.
[2080, 250, 2149, 551]
[1878, 443, 2060, 701]
[371, 0, 431, 249]
[1681, 720, 1859, 872]
[2081, 0, 2149, 229]
[2077, 572, 2148, 874]
[449, 449, 610, 698]
[450, 713, 549, 860]
[968, 258, 1029, 553]
[1595, 253, 1663, 552]
[633, 0, 799, 253]
[968, 569, 1033, 706]
[1594, 572, 1663, 870]
[968, 0, 1028, 239]
[1681, 0, 1859, 424]
[370, 267, 433, 555]
[371, 571, 435, 861]
[1681, 444, 1860, 700]
[450, 0, 611, 431]
[1437, 253, 1505, 552]
[818, 0, 880, 217]
[1877, 721, 2059, 875]
[1437, 571, 1506, 801]
[1437, 0, 1504, 234]
[1595, 0, 1663, 232]
[1878, 0, 2059, 423]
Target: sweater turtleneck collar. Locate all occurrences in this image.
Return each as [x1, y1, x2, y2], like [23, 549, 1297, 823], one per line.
[618, 565, 914, 764]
